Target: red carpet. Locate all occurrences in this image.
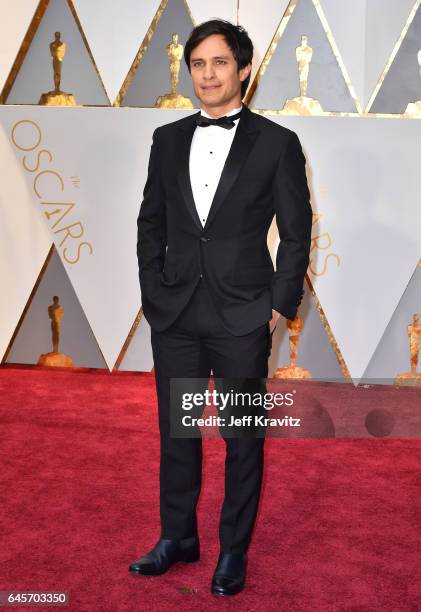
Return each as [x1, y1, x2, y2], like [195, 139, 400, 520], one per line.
[0, 366, 420, 611]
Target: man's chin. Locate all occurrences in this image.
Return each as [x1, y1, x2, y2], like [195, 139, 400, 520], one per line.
[197, 88, 224, 100]
[197, 95, 225, 107]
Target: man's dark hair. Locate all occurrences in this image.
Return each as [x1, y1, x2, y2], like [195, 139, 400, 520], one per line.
[184, 19, 253, 99]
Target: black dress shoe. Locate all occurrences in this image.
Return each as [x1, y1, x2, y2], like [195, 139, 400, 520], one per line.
[129, 536, 200, 576]
[211, 552, 247, 596]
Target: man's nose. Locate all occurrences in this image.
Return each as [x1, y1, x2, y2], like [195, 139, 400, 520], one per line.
[203, 63, 216, 79]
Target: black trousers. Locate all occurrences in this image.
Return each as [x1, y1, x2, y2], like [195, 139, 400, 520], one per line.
[150, 278, 271, 554]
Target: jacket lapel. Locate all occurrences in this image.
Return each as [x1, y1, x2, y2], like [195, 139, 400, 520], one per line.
[176, 112, 203, 231]
[176, 105, 260, 233]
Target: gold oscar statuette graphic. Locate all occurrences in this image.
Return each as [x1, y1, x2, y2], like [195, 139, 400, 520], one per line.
[404, 50, 421, 117]
[39, 32, 77, 106]
[155, 33, 194, 109]
[274, 317, 311, 380]
[395, 314, 421, 386]
[283, 35, 323, 115]
[38, 296, 74, 367]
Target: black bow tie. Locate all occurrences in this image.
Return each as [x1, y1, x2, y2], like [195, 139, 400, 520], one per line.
[195, 109, 243, 129]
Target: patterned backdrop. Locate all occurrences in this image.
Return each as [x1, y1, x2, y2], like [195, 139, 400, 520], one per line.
[0, 0, 420, 384]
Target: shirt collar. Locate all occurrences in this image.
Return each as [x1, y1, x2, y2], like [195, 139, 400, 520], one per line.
[200, 104, 243, 120]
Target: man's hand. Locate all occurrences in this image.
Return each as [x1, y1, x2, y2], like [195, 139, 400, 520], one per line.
[269, 309, 281, 335]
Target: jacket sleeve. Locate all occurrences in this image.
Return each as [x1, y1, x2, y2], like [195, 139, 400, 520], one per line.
[271, 130, 313, 320]
[136, 127, 167, 294]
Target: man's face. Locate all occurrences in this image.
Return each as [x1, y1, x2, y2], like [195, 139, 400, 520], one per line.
[189, 34, 250, 112]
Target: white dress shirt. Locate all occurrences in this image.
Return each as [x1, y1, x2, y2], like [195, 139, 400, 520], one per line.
[189, 105, 242, 227]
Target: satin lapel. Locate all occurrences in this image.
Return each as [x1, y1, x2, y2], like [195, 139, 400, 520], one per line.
[203, 108, 260, 231]
[176, 113, 203, 232]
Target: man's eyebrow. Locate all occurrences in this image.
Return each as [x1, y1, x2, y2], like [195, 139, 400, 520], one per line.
[190, 55, 231, 62]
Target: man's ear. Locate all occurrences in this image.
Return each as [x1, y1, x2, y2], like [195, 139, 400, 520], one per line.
[239, 63, 252, 82]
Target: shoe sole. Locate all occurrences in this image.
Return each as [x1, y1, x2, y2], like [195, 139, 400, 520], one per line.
[129, 554, 200, 576]
[211, 587, 243, 597]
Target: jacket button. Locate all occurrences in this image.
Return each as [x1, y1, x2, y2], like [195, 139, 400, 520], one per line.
[200, 236, 210, 242]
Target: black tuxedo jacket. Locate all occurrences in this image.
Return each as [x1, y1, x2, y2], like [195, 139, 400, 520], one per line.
[137, 104, 312, 336]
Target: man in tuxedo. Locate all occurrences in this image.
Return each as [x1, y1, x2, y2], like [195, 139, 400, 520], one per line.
[129, 19, 312, 596]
